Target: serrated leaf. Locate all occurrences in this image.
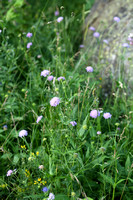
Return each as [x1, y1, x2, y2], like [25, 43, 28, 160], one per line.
[1, 153, 12, 159]
[99, 173, 114, 186]
[6, 8, 16, 21]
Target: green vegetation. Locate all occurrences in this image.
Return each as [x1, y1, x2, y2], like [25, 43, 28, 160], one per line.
[0, 0, 132, 199]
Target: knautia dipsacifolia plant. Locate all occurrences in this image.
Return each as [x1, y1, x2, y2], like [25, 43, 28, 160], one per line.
[0, 0, 132, 200]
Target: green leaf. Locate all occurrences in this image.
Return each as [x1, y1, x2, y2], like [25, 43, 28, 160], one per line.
[6, 8, 16, 21]
[78, 115, 88, 137]
[99, 173, 114, 186]
[14, 0, 24, 8]
[115, 179, 125, 186]
[125, 155, 131, 172]
[55, 194, 69, 200]
[13, 154, 20, 165]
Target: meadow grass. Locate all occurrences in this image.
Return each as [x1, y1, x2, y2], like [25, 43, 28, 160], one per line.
[0, 0, 133, 199]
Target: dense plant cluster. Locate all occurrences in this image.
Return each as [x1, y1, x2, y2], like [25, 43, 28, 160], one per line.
[0, 0, 132, 199]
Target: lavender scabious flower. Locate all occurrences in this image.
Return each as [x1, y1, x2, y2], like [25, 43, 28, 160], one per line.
[57, 16, 63, 23]
[57, 76, 65, 81]
[42, 186, 48, 193]
[79, 44, 84, 48]
[122, 43, 129, 48]
[39, 165, 44, 169]
[36, 116, 43, 123]
[50, 97, 60, 107]
[128, 33, 133, 45]
[7, 170, 13, 177]
[93, 32, 100, 38]
[97, 131, 101, 135]
[41, 70, 50, 77]
[3, 125, 8, 130]
[19, 130, 28, 138]
[90, 110, 100, 118]
[70, 121, 77, 126]
[47, 76, 54, 81]
[55, 10, 59, 16]
[48, 193, 55, 200]
[27, 42, 32, 49]
[113, 16, 120, 22]
[26, 32, 32, 38]
[103, 112, 112, 119]
[86, 66, 93, 72]
[89, 26, 95, 31]
[103, 39, 109, 44]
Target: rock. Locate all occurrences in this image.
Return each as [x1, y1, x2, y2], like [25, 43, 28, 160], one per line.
[83, 0, 133, 94]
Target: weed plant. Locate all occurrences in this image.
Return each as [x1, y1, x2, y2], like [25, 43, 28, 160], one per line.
[0, 0, 132, 200]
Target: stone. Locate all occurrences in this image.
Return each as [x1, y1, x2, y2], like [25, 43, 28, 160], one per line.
[83, 0, 133, 94]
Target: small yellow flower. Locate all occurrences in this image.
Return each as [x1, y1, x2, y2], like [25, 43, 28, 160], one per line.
[34, 181, 38, 185]
[99, 77, 102, 80]
[38, 178, 41, 182]
[71, 192, 76, 197]
[36, 151, 39, 156]
[21, 145, 26, 149]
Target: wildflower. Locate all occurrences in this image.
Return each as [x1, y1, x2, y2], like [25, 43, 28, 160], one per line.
[36, 151, 39, 156]
[93, 32, 100, 38]
[103, 112, 112, 119]
[57, 16, 63, 23]
[3, 125, 8, 130]
[122, 43, 129, 48]
[36, 115, 43, 123]
[7, 170, 13, 177]
[41, 70, 50, 77]
[42, 186, 48, 193]
[90, 109, 100, 118]
[39, 165, 44, 169]
[57, 76, 65, 81]
[79, 44, 84, 48]
[38, 178, 41, 181]
[113, 16, 120, 22]
[70, 121, 77, 126]
[26, 32, 32, 38]
[86, 66, 93, 72]
[97, 131, 101, 135]
[21, 145, 26, 149]
[19, 130, 28, 138]
[50, 97, 60, 107]
[0, 30, 2, 33]
[47, 75, 54, 81]
[89, 26, 95, 31]
[55, 10, 59, 16]
[128, 33, 133, 45]
[37, 55, 42, 58]
[100, 147, 106, 152]
[48, 193, 55, 200]
[27, 42, 32, 49]
[71, 192, 76, 197]
[103, 39, 109, 44]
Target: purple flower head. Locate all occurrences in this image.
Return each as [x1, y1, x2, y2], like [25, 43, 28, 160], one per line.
[55, 10, 59, 16]
[70, 121, 77, 126]
[3, 125, 8, 130]
[39, 165, 44, 169]
[42, 186, 48, 193]
[103, 39, 109, 44]
[103, 112, 112, 119]
[57, 76, 65, 81]
[26, 32, 32, 38]
[122, 43, 129, 48]
[57, 16, 63, 23]
[7, 170, 13, 177]
[27, 42, 32, 49]
[97, 131, 101, 135]
[50, 97, 60, 107]
[89, 26, 95, 31]
[113, 16, 120, 22]
[19, 130, 28, 138]
[93, 32, 100, 38]
[48, 193, 55, 200]
[41, 70, 50, 77]
[86, 66, 93, 72]
[47, 75, 54, 81]
[36, 116, 43, 123]
[90, 110, 100, 118]
[79, 44, 84, 48]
